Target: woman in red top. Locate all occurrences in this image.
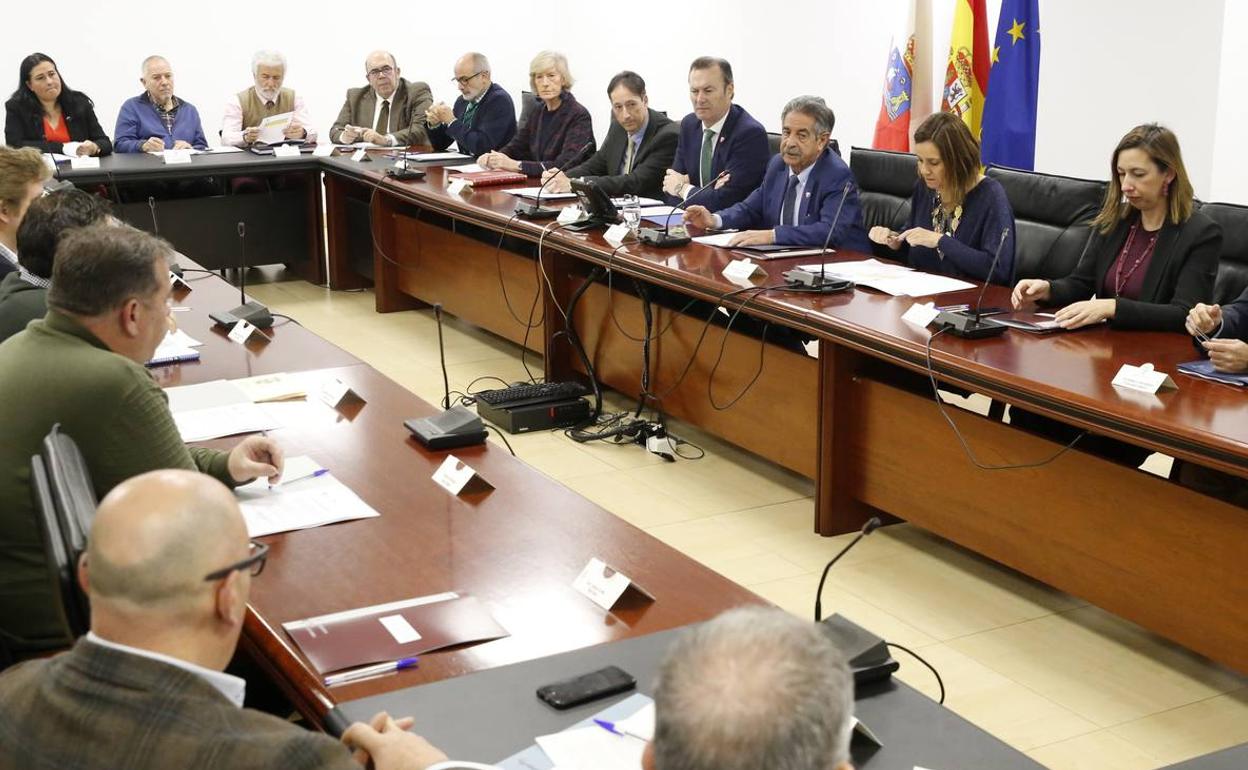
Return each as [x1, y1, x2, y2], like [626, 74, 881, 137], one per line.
[4, 53, 112, 157]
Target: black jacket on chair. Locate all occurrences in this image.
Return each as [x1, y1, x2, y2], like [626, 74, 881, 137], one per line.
[564, 108, 678, 199]
[1044, 210, 1221, 332]
[4, 93, 113, 156]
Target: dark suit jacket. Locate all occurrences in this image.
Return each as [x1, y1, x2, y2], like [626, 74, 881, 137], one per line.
[428, 81, 517, 156]
[565, 108, 677, 200]
[1046, 210, 1221, 332]
[329, 77, 433, 146]
[665, 103, 769, 211]
[497, 90, 595, 178]
[0, 639, 359, 770]
[1217, 286, 1248, 340]
[0, 273, 46, 343]
[4, 93, 113, 156]
[717, 149, 873, 251]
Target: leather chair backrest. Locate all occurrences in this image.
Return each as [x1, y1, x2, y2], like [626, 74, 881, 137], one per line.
[1194, 201, 1248, 304]
[518, 91, 540, 133]
[29, 424, 98, 640]
[849, 147, 915, 257]
[986, 165, 1106, 281]
[767, 132, 781, 157]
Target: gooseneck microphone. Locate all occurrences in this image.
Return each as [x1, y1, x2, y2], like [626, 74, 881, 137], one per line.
[932, 227, 1011, 339]
[208, 221, 273, 330]
[638, 169, 730, 247]
[783, 182, 853, 292]
[814, 516, 882, 622]
[515, 139, 595, 219]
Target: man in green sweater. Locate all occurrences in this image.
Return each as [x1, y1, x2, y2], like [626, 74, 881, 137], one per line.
[0, 223, 284, 656]
[0, 189, 112, 342]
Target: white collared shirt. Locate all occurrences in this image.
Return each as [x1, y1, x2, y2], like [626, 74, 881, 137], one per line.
[86, 632, 247, 708]
[220, 87, 318, 148]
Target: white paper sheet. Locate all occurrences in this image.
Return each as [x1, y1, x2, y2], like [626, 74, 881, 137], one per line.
[204, 145, 245, 154]
[505, 188, 578, 200]
[611, 197, 663, 207]
[535, 727, 645, 770]
[235, 471, 380, 537]
[446, 163, 485, 173]
[691, 231, 741, 247]
[404, 151, 473, 162]
[258, 112, 295, 144]
[794, 259, 975, 297]
[165, 380, 281, 441]
[232, 372, 306, 403]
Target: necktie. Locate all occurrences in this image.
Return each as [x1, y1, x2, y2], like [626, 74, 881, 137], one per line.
[780, 175, 800, 227]
[623, 137, 636, 175]
[699, 128, 715, 186]
[375, 99, 390, 134]
[265, 100, 276, 110]
[462, 99, 478, 127]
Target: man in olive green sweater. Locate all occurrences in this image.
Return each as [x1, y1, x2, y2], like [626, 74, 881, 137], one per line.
[0, 224, 284, 655]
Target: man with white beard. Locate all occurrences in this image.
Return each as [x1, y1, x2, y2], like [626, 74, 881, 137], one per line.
[221, 50, 316, 147]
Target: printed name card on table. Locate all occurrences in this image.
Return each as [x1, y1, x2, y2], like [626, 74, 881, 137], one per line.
[69, 156, 100, 170]
[901, 301, 940, 328]
[572, 557, 656, 611]
[1112, 362, 1178, 394]
[162, 149, 193, 165]
[318, 377, 358, 408]
[169, 270, 190, 290]
[312, 143, 335, 157]
[350, 148, 368, 162]
[447, 177, 470, 196]
[432, 454, 493, 496]
[273, 143, 301, 158]
[557, 205, 585, 225]
[722, 258, 764, 285]
[227, 318, 261, 345]
[603, 222, 633, 248]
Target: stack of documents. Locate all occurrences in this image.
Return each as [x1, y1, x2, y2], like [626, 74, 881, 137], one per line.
[147, 329, 202, 366]
[164, 379, 281, 441]
[231, 372, 306, 402]
[796, 258, 976, 296]
[501, 694, 653, 770]
[1177, 359, 1248, 387]
[236, 456, 381, 537]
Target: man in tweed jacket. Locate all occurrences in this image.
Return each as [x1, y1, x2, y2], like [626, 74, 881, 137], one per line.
[0, 470, 453, 770]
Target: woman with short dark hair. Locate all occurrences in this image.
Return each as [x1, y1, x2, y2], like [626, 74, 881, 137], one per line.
[4, 53, 112, 157]
[869, 111, 1016, 284]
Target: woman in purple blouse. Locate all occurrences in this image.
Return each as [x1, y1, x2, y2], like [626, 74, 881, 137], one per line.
[1012, 124, 1221, 332]
[478, 51, 594, 178]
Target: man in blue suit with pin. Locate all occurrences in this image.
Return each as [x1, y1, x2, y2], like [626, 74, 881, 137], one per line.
[661, 57, 768, 211]
[684, 95, 871, 252]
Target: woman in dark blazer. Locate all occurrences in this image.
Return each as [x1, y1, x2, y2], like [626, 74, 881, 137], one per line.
[5, 53, 111, 157]
[1012, 124, 1220, 331]
[478, 50, 593, 178]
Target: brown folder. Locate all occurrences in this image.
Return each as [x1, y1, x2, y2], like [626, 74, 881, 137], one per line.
[283, 593, 509, 674]
[451, 170, 528, 187]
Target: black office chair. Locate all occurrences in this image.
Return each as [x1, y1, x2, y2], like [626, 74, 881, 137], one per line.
[849, 147, 916, 257]
[766, 131, 781, 157]
[985, 165, 1106, 282]
[29, 424, 98, 640]
[1194, 201, 1248, 304]
[518, 91, 540, 134]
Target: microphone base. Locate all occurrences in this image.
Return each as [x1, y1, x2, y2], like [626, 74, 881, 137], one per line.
[933, 310, 1008, 339]
[514, 202, 559, 219]
[821, 613, 900, 685]
[404, 405, 489, 450]
[637, 227, 690, 247]
[782, 269, 855, 293]
[384, 167, 426, 181]
[210, 301, 273, 330]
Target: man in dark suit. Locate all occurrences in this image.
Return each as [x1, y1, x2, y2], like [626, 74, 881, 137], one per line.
[0, 469, 457, 770]
[329, 50, 433, 147]
[426, 52, 517, 156]
[661, 57, 769, 211]
[541, 71, 677, 200]
[1188, 290, 1248, 372]
[684, 95, 871, 252]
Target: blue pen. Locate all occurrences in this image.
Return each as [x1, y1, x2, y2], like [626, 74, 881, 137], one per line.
[269, 467, 330, 490]
[593, 719, 646, 741]
[324, 656, 419, 687]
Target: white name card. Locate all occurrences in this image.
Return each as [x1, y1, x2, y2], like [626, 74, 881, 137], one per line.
[722, 258, 764, 283]
[447, 177, 470, 196]
[378, 614, 422, 644]
[557, 205, 584, 225]
[318, 377, 355, 408]
[227, 318, 259, 345]
[312, 143, 336, 158]
[162, 149, 193, 165]
[1112, 362, 1177, 394]
[169, 270, 190, 290]
[603, 222, 633, 247]
[273, 143, 301, 158]
[572, 557, 656, 611]
[69, 156, 100, 170]
[901, 301, 940, 328]
[432, 454, 493, 496]
[350, 148, 368, 163]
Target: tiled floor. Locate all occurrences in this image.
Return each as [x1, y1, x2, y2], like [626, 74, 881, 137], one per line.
[247, 278, 1247, 769]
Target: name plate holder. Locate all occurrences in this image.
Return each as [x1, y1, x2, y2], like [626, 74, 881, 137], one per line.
[1112, 362, 1177, 394]
[572, 557, 656, 611]
[162, 149, 194, 165]
[432, 454, 493, 496]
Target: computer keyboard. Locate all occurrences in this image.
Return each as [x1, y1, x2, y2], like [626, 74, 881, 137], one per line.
[475, 381, 590, 407]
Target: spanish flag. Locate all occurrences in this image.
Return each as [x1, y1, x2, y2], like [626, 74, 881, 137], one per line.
[872, 0, 932, 151]
[941, 0, 990, 138]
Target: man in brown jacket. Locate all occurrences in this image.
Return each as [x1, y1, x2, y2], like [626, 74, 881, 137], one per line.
[0, 469, 454, 770]
[329, 50, 433, 147]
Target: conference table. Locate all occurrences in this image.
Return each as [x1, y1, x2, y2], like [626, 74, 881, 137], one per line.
[166, 264, 764, 726]
[314, 155, 1248, 675]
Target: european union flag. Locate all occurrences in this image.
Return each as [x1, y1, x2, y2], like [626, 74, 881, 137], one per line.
[981, 0, 1040, 169]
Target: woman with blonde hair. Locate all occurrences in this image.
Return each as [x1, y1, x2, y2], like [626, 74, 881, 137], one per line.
[869, 111, 1016, 284]
[1012, 123, 1221, 331]
[478, 51, 594, 177]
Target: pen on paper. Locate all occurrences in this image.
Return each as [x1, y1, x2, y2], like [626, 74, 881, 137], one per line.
[324, 656, 419, 687]
[593, 719, 646, 741]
